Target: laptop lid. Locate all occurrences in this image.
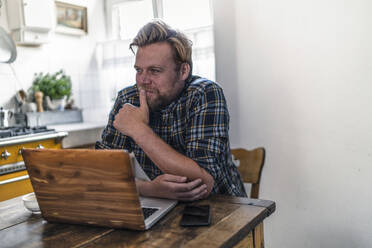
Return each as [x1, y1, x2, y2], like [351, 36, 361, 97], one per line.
[22, 148, 165, 230]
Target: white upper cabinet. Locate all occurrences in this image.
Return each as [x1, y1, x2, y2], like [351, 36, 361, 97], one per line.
[6, 0, 54, 45]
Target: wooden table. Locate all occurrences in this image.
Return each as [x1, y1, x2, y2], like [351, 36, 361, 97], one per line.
[0, 195, 275, 248]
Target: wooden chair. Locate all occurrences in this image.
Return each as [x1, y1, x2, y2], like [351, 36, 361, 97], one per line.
[231, 147, 265, 199]
[231, 147, 266, 248]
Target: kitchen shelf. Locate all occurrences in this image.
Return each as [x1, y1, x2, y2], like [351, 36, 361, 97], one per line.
[26, 110, 83, 127]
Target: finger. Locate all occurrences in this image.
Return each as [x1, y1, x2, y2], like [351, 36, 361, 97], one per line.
[162, 174, 187, 183]
[122, 102, 135, 110]
[176, 178, 203, 192]
[200, 189, 209, 199]
[188, 189, 208, 201]
[177, 186, 208, 201]
[139, 89, 149, 112]
[113, 104, 130, 125]
[177, 183, 207, 199]
[113, 112, 123, 129]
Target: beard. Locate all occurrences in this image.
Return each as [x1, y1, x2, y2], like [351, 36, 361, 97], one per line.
[139, 72, 185, 111]
[145, 89, 173, 111]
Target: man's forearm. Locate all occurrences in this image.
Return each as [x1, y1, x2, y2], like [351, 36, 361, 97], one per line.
[132, 124, 214, 193]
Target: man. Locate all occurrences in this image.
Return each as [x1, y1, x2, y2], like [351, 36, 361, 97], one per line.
[96, 20, 247, 200]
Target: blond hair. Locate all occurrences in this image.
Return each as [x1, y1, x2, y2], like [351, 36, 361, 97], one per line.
[130, 20, 193, 80]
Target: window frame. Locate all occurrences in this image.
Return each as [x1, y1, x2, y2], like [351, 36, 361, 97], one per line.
[102, 0, 216, 81]
[105, 0, 164, 40]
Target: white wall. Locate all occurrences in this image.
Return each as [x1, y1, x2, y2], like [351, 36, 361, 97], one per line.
[213, 0, 372, 247]
[0, 0, 111, 123]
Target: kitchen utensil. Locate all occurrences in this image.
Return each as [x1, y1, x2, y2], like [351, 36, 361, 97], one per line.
[0, 107, 13, 128]
[15, 89, 27, 113]
[21, 102, 37, 113]
[14, 112, 27, 126]
[34, 91, 44, 112]
[0, 26, 17, 63]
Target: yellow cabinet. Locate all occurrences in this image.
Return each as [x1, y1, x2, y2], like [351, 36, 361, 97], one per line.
[0, 139, 61, 166]
[0, 133, 66, 201]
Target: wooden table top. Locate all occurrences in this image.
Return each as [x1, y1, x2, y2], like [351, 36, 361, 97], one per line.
[0, 195, 275, 248]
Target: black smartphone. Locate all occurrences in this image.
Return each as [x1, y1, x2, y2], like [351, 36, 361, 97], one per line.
[180, 205, 211, 227]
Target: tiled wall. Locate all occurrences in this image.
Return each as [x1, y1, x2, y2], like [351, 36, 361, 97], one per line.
[0, 0, 112, 124]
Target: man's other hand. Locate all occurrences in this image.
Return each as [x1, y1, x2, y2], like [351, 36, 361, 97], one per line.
[113, 89, 149, 137]
[139, 174, 209, 201]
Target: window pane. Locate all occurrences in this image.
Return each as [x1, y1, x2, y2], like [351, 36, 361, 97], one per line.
[115, 0, 154, 40]
[105, 0, 215, 86]
[162, 0, 213, 30]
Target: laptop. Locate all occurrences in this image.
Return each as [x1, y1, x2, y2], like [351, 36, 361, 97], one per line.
[22, 148, 177, 230]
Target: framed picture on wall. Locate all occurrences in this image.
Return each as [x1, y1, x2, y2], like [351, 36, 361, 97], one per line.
[55, 1, 88, 35]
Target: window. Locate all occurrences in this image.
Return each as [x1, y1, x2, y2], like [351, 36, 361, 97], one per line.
[109, 0, 154, 40]
[102, 0, 215, 96]
[162, 0, 212, 30]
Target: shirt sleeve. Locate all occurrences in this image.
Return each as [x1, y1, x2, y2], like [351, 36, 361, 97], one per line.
[95, 91, 134, 151]
[184, 84, 230, 193]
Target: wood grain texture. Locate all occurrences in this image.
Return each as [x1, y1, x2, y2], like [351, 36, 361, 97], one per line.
[0, 139, 62, 201]
[0, 218, 114, 248]
[210, 195, 276, 216]
[22, 148, 145, 230]
[183, 206, 265, 248]
[80, 201, 242, 248]
[0, 195, 33, 230]
[0, 195, 275, 248]
[0, 139, 62, 165]
[231, 148, 265, 199]
[253, 223, 264, 248]
[0, 196, 114, 248]
[234, 231, 254, 248]
[81, 198, 269, 248]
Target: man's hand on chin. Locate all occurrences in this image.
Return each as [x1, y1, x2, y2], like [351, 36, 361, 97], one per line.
[113, 89, 149, 137]
[137, 174, 209, 201]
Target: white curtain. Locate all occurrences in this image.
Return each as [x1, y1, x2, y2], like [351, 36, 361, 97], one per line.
[97, 25, 215, 102]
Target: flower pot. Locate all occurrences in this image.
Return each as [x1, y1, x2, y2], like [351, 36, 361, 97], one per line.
[45, 96, 66, 111]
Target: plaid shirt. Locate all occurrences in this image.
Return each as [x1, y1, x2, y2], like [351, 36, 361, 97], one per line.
[96, 76, 247, 197]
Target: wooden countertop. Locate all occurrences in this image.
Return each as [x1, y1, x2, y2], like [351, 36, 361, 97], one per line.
[0, 195, 275, 248]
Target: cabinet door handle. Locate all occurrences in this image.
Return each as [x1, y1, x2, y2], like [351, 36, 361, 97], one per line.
[1, 150, 11, 160]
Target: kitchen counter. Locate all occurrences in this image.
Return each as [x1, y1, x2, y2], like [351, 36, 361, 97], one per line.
[48, 122, 106, 148]
[0, 131, 67, 147]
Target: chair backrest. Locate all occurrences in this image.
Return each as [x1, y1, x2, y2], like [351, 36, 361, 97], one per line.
[231, 147, 265, 198]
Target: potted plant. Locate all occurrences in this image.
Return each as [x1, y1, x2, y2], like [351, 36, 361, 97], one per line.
[29, 70, 72, 111]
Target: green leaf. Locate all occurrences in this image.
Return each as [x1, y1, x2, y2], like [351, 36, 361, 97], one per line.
[28, 70, 72, 100]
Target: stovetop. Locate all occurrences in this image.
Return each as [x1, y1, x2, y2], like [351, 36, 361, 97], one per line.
[0, 126, 56, 139]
